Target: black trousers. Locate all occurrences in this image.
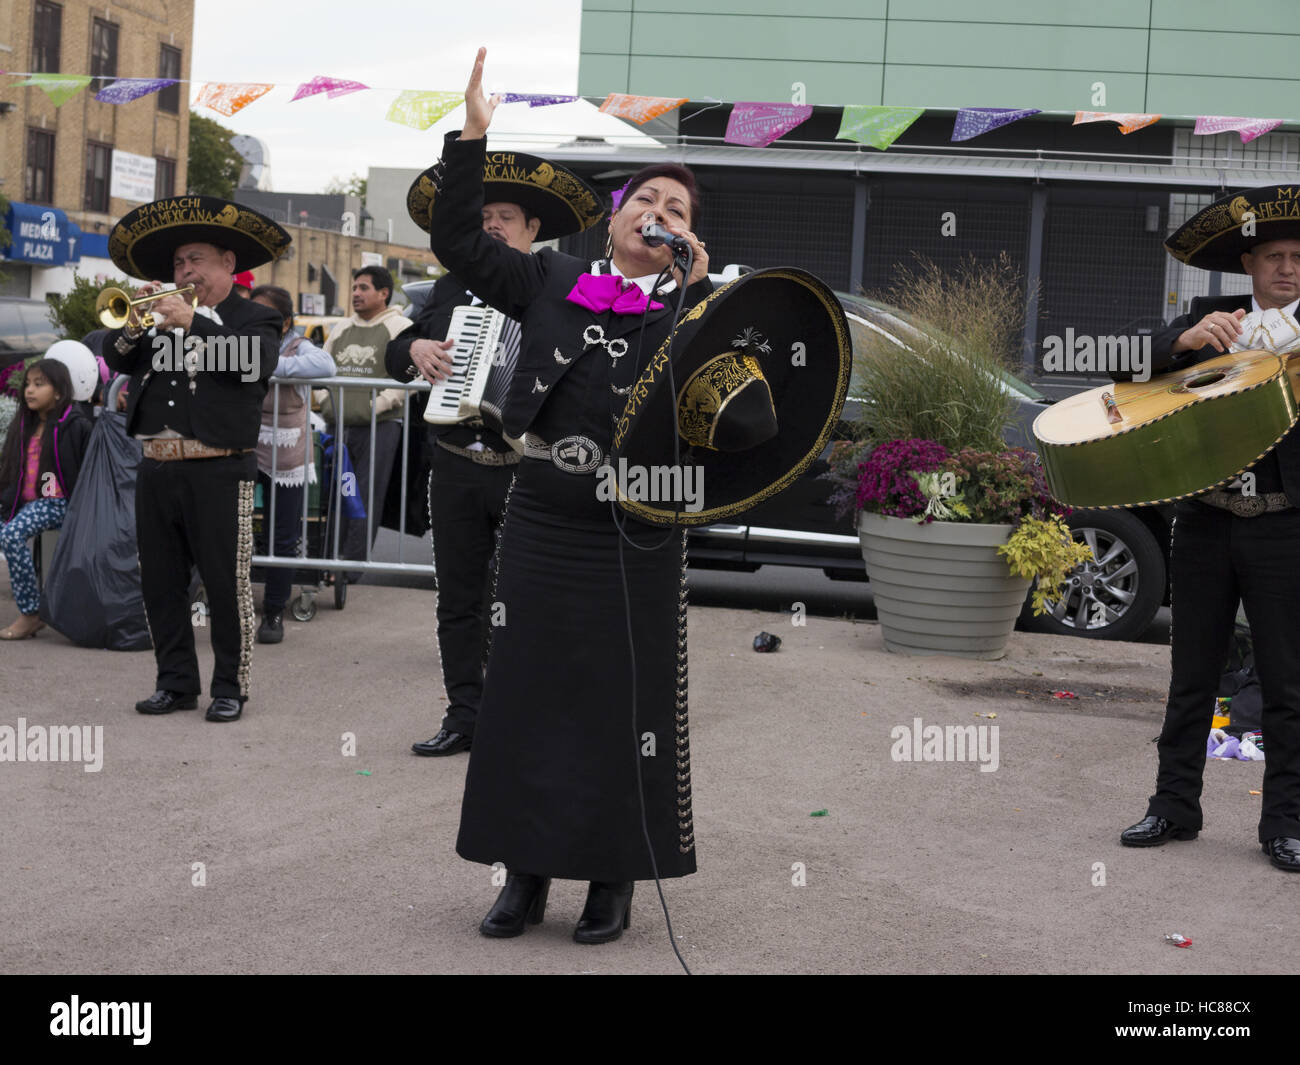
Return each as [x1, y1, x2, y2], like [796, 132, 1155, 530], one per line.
[135, 452, 257, 701]
[256, 471, 304, 614]
[1147, 501, 1300, 841]
[429, 444, 514, 736]
[341, 422, 402, 569]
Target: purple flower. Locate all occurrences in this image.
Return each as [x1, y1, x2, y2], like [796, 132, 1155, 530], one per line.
[856, 438, 950, 521]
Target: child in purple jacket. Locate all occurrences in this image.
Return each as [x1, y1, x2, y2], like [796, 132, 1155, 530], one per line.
[0, 359, 93, 638]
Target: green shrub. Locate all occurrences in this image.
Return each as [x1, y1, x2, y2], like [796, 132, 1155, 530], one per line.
[852, 253, 1024, 454]
[46, 272, 137, 340]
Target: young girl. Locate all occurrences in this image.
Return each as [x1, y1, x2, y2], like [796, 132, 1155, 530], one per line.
[0, 359, 93, 639]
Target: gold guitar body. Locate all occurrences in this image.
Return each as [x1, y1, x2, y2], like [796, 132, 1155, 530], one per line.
[1032, 349, 1297, 508]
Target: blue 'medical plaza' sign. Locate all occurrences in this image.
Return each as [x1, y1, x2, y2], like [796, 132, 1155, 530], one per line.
[2, 202, 81, 266]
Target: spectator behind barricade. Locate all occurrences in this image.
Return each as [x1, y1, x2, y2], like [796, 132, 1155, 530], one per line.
[0, 359, 93, 639]
[232, 271, 256, 299]
[250, 285, 336, 644]
[79, 329, 115, 408]
[317, 266, 412, 578]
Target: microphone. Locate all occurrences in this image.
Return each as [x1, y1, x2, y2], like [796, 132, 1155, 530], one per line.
[641, 219, 691, 254]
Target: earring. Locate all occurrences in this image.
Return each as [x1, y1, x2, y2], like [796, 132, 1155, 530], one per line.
[604, 232, 613, 260]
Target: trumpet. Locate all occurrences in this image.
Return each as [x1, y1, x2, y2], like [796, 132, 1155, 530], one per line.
[95, 285, 197, 329]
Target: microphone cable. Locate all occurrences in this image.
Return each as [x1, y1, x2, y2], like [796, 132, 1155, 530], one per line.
[607, 246, 695, 975]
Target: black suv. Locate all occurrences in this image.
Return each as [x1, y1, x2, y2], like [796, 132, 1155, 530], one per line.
[0, 297, 60, 370]
[400, 280, 1172, 641]
[689, 291, 1173, 642]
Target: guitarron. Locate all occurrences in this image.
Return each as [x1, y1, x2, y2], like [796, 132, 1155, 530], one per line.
[1032, 349, 1297, 508]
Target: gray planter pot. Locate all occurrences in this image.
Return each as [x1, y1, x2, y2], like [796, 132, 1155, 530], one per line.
[857, 512, 1032, 660]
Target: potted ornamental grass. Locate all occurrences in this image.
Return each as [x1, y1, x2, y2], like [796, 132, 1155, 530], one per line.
[826, 255, 1089, 659]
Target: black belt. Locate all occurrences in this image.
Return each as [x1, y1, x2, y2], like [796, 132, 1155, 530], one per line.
[1198, 489, 1293, 517]
[522, 433, 605, 475]
[436, 439, 520, 466]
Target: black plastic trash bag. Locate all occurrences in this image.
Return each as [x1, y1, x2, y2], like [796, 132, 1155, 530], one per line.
[39, 387, 150, 650]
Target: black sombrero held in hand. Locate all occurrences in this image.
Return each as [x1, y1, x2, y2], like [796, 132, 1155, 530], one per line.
[108, 195, 291, 281]
[407, 142, 604, 241]
[608, 267, 852, 526]
[1165, 184, 1300, 273]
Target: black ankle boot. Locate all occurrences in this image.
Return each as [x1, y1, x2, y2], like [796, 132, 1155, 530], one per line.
[573, 881, 633, 944]
[479, 873, 551, 938]
[257, 610, 283, 644]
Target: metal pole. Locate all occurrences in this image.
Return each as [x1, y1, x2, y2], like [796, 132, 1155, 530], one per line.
[850, 176, 868, 295]
[1022, 185, 1048, 376]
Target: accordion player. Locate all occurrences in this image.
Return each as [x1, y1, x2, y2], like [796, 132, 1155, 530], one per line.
[384, 147, 604, 763]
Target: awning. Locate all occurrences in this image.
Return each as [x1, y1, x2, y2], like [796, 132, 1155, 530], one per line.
[1, 202, 79, 265]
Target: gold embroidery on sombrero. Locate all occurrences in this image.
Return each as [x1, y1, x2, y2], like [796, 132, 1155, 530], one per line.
[677, 353, 767, 449]
[1169, 187, 1300, 263]
[114, 198, 289, 262]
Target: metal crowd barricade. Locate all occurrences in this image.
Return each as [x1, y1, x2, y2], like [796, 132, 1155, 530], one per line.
[251, 373, 435, 620]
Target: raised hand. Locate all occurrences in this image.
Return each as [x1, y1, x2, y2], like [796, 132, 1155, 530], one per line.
[461, 47, 498, 141]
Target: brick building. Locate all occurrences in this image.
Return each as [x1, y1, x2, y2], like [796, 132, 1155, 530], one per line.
[0, 0, 193, 298]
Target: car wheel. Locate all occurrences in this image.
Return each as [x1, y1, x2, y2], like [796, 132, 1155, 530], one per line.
[1018, 509, 1165, 641]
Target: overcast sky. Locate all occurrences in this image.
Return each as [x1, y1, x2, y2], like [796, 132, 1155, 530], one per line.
[190, 0, 651, 193]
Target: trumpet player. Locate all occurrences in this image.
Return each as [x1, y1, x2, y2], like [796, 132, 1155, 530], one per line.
[103, 196, 290, 724]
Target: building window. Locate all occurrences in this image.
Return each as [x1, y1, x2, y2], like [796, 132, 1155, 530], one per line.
[31, 2, 62, 73]
[25, 129, 56, 204]
[85, 143, 112, 212]
[89, 18, 119, 83]
[155, 157, 176, 199]
[158, 46, 182, 113]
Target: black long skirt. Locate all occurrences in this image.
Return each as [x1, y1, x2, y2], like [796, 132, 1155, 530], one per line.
[455, 457, 696, 882]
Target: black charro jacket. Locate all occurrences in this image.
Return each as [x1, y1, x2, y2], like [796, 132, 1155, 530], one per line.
[103, 289, 282, 451]
[427, 132, 711, 441]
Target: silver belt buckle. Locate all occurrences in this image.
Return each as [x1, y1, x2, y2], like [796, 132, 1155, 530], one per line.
[549, 435, 602, 474]
[1228, 494, 1267, 518]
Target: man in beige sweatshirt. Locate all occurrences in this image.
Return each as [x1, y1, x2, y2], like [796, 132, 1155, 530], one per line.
[320, 265, 413, 577]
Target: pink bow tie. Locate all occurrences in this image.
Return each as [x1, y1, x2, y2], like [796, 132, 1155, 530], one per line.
[566, 274, 664, 316]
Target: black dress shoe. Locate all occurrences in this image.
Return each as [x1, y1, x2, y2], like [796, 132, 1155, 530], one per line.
[479, 873, 551, 937]
[135, 690, 198, 715]
[205, 697, 243, 723]
[411, 729, 471, 756]
[257, 611, 284, 644]
[573, 881, 634, 944]
[1120, 814, 1198, 847]
[1262, 837, 1300, 871]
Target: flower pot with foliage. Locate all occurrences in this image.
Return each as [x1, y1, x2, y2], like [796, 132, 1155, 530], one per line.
[822, 256, 1089, 659]
[851, 439, 1089, 659]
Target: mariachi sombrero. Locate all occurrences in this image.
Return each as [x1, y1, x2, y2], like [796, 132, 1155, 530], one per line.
[407, 147, 604, 241]
[1166, 183, 1300, 273]
[608, 268, 852, 526]
[108, 196, 291, 281]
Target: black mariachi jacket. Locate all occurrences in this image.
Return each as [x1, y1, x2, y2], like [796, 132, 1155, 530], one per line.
[103, 290, 282, 451]
[428, 132, 712, 441]
[0, 404, 93, 520]
[1143, 294, 1300, 505]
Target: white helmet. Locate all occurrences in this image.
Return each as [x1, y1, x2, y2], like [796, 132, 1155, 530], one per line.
[44, 340, 100, 402]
